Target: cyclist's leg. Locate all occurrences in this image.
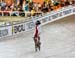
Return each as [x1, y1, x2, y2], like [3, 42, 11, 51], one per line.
[38, 36, 41, 45]
[33, 37, 38, 51]
[38, 36, 41, 51]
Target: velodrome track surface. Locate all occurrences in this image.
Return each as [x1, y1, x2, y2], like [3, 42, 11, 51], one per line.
[0, 15, 75, 58]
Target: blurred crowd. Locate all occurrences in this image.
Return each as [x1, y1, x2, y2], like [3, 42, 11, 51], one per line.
[0, 0, 75, 16]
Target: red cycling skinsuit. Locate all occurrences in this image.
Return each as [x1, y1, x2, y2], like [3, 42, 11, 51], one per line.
[34, 25, 40, 42]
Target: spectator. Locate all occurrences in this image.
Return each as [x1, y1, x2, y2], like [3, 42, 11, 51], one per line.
[28, 2, 33, 11]
[1, 0, 6, 11]
[49, 3, 54, 11]
[22, 0, 26, 11]
[60, 0, 65, 7]
[65, 0, 70, 6]
[31, 7, 36, 16]
[33, 3, 38, 11]
[0, 6, 2, 16]
[72, 0, 75, 5]
[19, 0, 24, 7]
[38, 3, 41, 10]
[53, 1, 61, 11]
[23, 0, 29, 11]
[0, 6, 1, 11]
[10, 3, 15, 11]
[4, 6, 10, 16]
[41, 2, 48, 13]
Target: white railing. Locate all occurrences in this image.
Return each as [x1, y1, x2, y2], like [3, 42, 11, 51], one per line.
[0, 5, 75, 38]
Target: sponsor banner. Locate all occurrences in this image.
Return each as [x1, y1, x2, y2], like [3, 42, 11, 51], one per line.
[58, 12, 63, 17]
[63, 9, 72, 15]
[73, 8, 75, 14]
[0, 26, 12, 38]
[0, 29, 8, 37]
[51, 13, 59, 19]
[25, 21, 35, 31]
[41, 7, 73, 25]
[12, 23, 25, 34]
[41, 16, 49, 23]
[48, 16, 52, 21]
